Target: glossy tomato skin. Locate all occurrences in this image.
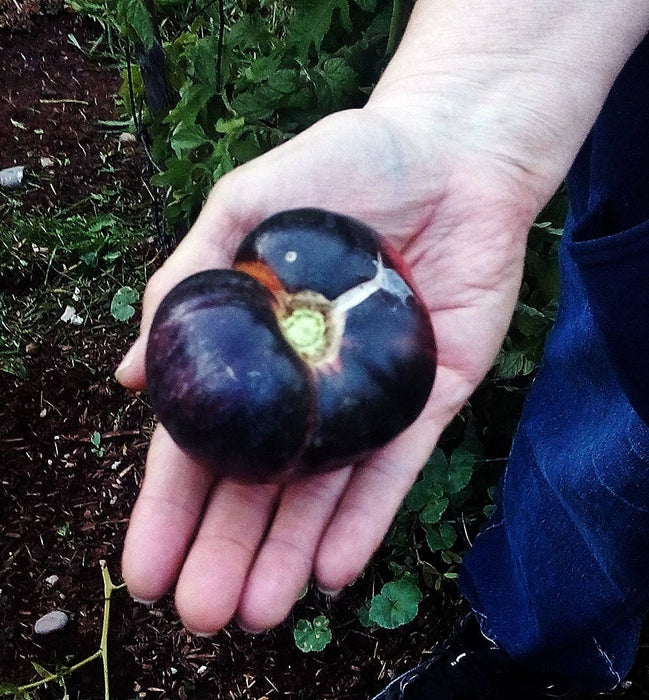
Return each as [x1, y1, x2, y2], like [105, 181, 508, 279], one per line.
[304, 285, 435, 469]
[234, 208, 380, 299]
[145, 270, 313, 482]
[146, 209, 436, 483]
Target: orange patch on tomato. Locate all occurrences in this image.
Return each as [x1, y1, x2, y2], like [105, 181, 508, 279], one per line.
[235, 260, 286, 294]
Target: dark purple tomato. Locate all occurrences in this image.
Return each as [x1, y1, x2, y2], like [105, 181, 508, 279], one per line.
[145, 208, 436, 483]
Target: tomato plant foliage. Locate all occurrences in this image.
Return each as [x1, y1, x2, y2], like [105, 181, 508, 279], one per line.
[101, 0, 412, 229]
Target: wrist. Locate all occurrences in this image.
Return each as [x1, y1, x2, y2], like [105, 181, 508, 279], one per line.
[368, 1, 649, 207]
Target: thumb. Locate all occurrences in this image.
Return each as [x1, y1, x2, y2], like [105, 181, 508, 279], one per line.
[114, 179, 249, 390]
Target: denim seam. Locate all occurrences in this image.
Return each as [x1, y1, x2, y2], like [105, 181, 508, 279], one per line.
[627, 414, 649, 460]
[521, 430, 625, 599]
[592, 635, 622, 689]
[591, 453, 649, 514]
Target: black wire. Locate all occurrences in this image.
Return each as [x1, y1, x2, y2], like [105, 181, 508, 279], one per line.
[125, 38, 170, 252]
[216, 0, 224, 94]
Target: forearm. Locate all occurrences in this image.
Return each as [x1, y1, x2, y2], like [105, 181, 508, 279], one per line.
[369, 0, 649, 206]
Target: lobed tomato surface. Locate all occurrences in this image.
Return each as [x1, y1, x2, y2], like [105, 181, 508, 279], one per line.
[145, 209, 436, 482]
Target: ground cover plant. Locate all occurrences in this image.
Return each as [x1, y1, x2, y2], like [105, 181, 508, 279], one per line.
[2, 3, 649, 699]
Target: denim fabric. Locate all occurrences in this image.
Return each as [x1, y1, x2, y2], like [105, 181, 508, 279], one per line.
[459, 33, 649, 691]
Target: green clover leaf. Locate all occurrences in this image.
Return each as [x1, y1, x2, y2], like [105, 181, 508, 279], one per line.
[111, 286, 139, 322]
[368, 576, 423, 629]
[293, 615, 332, 652]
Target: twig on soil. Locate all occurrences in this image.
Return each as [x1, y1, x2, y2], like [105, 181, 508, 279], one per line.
[39, 99, 89, 105]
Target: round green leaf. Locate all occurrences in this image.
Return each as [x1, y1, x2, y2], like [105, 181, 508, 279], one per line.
[368, 577, 423, 629]
[293, 615, 332, 652]
[111, 286, 139, 322]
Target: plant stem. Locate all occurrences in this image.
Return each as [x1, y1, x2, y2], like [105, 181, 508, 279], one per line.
[15, 651, 102, 692]
[386, 0, 404, 57]
[100, 559, 127, 700]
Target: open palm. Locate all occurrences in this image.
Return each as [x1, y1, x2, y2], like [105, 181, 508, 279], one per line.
[117, 105, 540, 635]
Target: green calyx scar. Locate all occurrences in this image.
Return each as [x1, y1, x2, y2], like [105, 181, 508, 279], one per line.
[277, 254, 397, 365]
[280, 306, 328, 358]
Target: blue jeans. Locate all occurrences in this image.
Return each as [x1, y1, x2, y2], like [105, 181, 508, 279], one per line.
[459, 34, 649, 692]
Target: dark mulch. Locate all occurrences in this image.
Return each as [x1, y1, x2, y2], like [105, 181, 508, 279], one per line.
[0, 9, 144, 211]
[2, 9, 649, 700]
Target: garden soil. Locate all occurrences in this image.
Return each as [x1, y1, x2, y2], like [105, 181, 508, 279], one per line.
[1, 9, 649, 700]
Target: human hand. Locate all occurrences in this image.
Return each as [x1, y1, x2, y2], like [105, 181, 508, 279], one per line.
[114, 0, 649, 642]
[116, 100, 543, 634]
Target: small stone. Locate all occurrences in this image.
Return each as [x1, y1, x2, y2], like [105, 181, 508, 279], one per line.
[0, 165, 25, 188]
[34, 610, 69, 635]
[119, 132, 137, 145]
[60, 305, 83, 325]
[40, 157, 55, 168]
[45, 574, 59, 587]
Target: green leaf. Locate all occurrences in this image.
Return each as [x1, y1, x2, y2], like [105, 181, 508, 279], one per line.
[88, 213, 116, 233]
[151, 158, 194, 189]
[226, 15, 274, 53]
[188, 35, 221, 85]
[243, 54, 283, 85]
[447, 447, 475, 493]
[496, 348, 536, 378]
[403, 477, 432, 512]
[215, 117, 245, 135]
[368, 576, 423, 629]
[293, 615, 332, 652]
[419, 494, 449, 525]
[232, 69, 308, 121]
[426, 447, 474, 495]
[31, 662, 55, 679]
[316, 57, 358, 110]
[357, 602, 373, 628]
[166, 84, 214, 127]
[426, 522, 457, 553]
[290, 0, 352, 57]
[423, 448, 447, 479]
[320, 57, 357, 93]
[228, 132, 263, 164]
[170, 122, 210, 158]
[111, 286, 139, 322]
[80, 251, 99, 268]
[513, 302, 550, 338]
[0, 681, 27, 697]
[117, 0, 156, 49]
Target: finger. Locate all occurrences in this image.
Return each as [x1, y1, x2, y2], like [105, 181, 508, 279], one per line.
[114, 174, 257, 390]
[173, 479, 280, 636]
[314, 366, 468, 592]
[236, 466, 353, 632]
[121, 424, 215, 602]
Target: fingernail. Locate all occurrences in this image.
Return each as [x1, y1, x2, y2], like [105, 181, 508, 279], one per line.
[191, 630, 216, 639]
[236, 620, 264, 635]
[317, 586, 343, 599]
